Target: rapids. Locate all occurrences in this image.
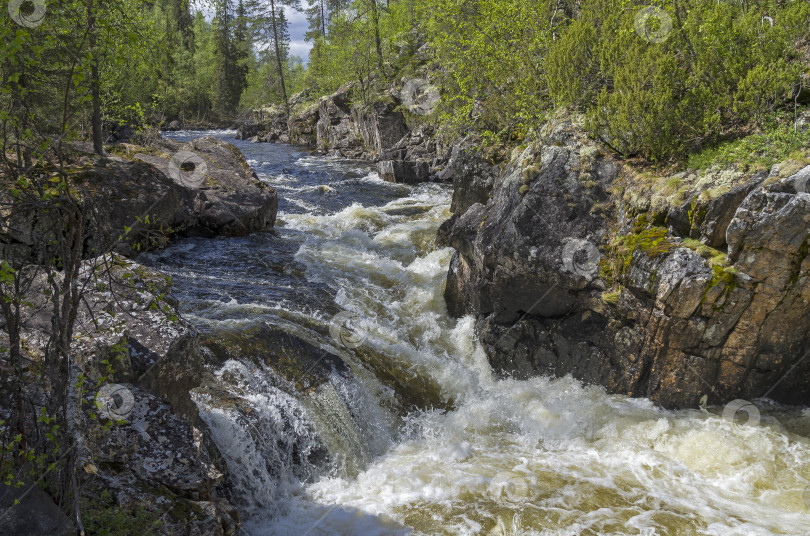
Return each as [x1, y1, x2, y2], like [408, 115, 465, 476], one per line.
[148, 130, 810, 535]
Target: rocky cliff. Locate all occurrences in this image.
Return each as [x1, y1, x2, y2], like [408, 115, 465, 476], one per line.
[236, 83, 452, 184]
[440, 117, 810, 409]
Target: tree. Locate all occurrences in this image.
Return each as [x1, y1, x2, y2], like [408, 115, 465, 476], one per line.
[305, 0, 328, 40]
[251, 0, 301, 111]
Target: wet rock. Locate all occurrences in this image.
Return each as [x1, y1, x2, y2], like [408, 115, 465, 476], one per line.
[441, 117, 810, 408]
[140, 322, 351, 423]
[377, 160, 431, 184]
[2, 256, 239, 533]
[0, 137, 277, 264]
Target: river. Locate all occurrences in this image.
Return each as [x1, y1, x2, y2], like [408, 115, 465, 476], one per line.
[147, 130, 810, 535]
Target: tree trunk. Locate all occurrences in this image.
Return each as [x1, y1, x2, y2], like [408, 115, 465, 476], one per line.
[270, 0, 289, 112]
[320, 0, 326, 36]
[370, 0, 384, 71]
[87, 0, 103, 155]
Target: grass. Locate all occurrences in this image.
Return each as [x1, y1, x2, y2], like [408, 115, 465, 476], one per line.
[688, 123, 810, 172]
[682, 238, 729, 268]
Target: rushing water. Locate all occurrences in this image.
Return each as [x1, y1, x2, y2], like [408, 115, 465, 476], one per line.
[148, 130, 810, 536]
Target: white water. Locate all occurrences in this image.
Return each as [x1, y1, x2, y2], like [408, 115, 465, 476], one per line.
[267, 173, 810, 535]
[155, 135, 810, 535]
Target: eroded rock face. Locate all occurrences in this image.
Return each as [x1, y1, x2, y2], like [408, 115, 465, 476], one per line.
[315, 86, 410, 160]
[288, 102, 320, 146]
[0, 137, 277, 264]
[442, 120, 810, 408]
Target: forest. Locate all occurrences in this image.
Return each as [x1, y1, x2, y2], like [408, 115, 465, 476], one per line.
[2, 0, 809, 164]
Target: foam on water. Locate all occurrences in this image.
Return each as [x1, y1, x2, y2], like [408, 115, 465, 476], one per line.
[154, 133, 810, 535]
[266, 175, 810, 535]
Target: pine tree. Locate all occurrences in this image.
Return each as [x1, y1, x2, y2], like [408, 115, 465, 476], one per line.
[305, 0, 327, 41]
[251, 0, 301, 111]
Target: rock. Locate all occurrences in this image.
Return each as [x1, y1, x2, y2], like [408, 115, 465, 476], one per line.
[377, 160, 431, 184]
[446, 142, 498, 214]
[134, 136, 278, 239]
[0, 137, 277, 264]
[0, 482, 74, 536]
[1, 256, 239, 533]
[316, 86, 365, 158]
[697, 174, 764, 247]
[166, 120, 182, 131]
[235, 123, 265, 140]
[440, 117, 810, 408]
[140, 322, 351, 423]
[288, 102, 319, 146]
[316, 86, 411, 159]
[351, 99, 409, 157]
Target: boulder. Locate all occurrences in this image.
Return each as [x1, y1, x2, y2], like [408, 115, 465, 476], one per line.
[0, 137, 277, 264]
[0, 256, 239, 534]
[0, 482, 74, 536]
[377, 160, 431, 184]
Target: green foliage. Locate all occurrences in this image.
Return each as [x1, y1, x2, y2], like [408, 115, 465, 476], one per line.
[299, 0, 810, 163]
[687, 120, 810, 171]
[81, 491, 161, 536]
[546, 0, 810, 161]
[427, 0, 554, 141]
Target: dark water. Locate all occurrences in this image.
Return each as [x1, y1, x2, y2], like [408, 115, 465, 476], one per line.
[143, 130, 810, 536]
[145, 129, 419, 333]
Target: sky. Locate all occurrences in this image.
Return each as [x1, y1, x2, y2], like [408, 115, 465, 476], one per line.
[284, 4, 314, 62]
[195, 1, 314, 63]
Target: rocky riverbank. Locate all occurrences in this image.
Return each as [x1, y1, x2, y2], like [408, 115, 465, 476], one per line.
[236, 82, 810, 409]
[438, 115, 810, 409]
[0, 135, 281, 534]
[235, 82, 452, 185]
